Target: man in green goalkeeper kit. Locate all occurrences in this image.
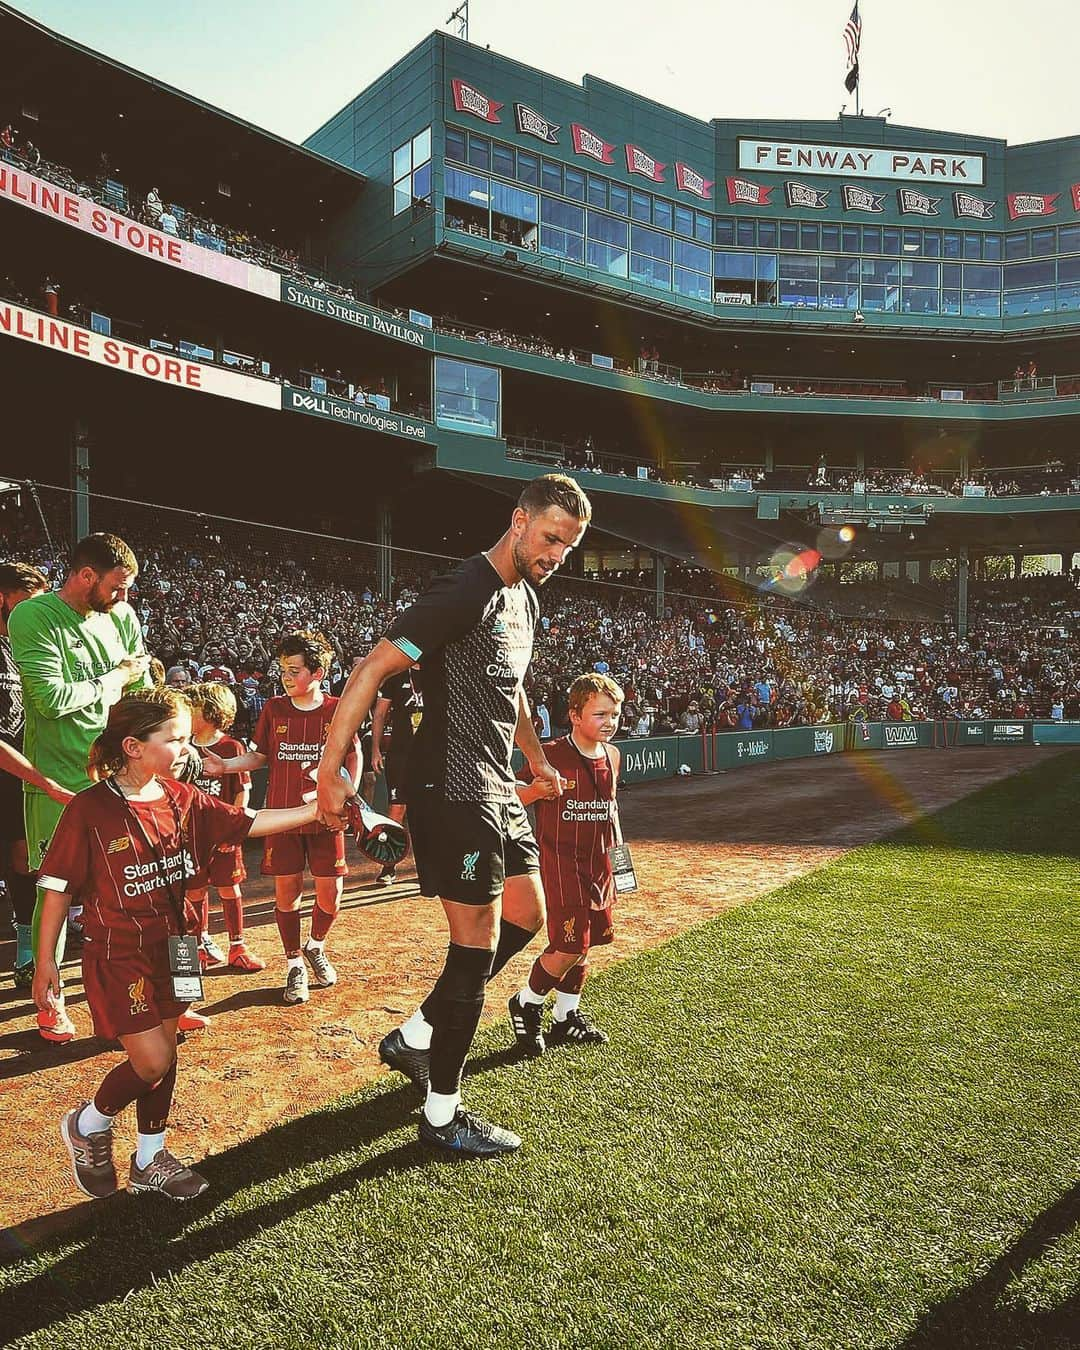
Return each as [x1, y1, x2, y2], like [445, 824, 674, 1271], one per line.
[8, 533, 149, 1042]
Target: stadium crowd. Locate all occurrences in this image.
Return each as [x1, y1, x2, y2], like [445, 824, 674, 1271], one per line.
[5, 499, 1079, 740]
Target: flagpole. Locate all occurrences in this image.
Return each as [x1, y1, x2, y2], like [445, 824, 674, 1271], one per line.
[855, 1, 861, 115]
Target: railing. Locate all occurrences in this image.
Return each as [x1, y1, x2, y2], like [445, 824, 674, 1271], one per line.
[997, 375, 1058, 397]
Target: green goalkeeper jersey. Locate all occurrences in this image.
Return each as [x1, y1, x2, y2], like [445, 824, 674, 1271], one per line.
[7, 591, 149, 795]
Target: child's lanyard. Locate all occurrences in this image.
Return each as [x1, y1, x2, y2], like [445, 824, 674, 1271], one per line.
[566, 736, 623, 846]
[108, 780, 188, 934]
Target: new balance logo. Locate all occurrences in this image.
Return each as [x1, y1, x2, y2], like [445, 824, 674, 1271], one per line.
[461, 851, 480, 882]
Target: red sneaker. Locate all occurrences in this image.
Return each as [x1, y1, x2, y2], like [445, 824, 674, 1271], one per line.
[178, 1009, 210, 1032]
[38, 999, 76, 1044]
[227, 943, 266, 973]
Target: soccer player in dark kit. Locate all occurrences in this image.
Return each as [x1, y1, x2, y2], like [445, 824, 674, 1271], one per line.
[317, 474, 592, 1157]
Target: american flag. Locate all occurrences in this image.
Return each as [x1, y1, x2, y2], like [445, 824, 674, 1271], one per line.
[843, 3, 861, 92]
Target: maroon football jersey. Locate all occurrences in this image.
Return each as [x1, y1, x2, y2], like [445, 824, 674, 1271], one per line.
[530, 736, 619, 910]
[38, 778, 254, 958]
[253, 694, 339, 834]
[193, 732, 250, 806]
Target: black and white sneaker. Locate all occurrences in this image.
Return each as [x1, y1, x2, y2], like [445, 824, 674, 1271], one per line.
[283, 963, 309, 1005]
[378, 1027, 430, 1089]
[508, 993, 546, 1057]
[302, 942, 337, 987]
[419, 1107, 522, 1158]
[548, 1009, 608, 1046]
[375, 866, 397, 887]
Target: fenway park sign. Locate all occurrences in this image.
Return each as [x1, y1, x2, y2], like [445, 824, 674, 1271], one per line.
[738, 138, 986, 186]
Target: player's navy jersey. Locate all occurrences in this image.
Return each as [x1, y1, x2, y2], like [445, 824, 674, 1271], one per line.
[379, 667, 423, 758]
[385, 555, 538, 804]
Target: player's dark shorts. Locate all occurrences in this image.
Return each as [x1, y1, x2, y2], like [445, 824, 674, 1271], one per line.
[384, 749, 410, 807]
[545, 898, 615, 955]
[361, 732, 373, 778]
[83, 941, 188, 1040]
[0, 768, 24, 848]
[408, 788, 540, 906]
[191, 844, 247, 891]
[261, 829, 346, 878]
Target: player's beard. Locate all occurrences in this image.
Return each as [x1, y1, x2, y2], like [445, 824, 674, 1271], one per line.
[512, 537, 553, 586]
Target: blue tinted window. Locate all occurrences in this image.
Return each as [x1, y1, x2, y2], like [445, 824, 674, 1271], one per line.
[862, 226, 881, 254]
[758, 220, 778, 247]
[588, 210, 628, 247]
[883, 228, 900, 255]
[1005, 260, 1054, 289]
[962, 290, 1000, 317]
[714, 217, 735, 246]
[862, 257, 899, 284]
[820, 255, 860, 283]
[630, 255, 671, 288]
[434, 358, 500, 437]
[800, 223, 819, 251]
[756, 254, 777, 280]
[468, 135, 490, 170]
[737, 219, 756, 247]
[446, 127, 466, 163]
[492, 181, 538, 222]
[861, 284, 898, 312]
[610, 184, 630, 216]
[541, 195, 584, 234]
[516, 151, 538, 186]
[446, 168, 490, 204]
[963, 263, 1001, 289]
[631, 190, 652, 222]
[1060, 224, 1080, 254]
[983, 233, 1002, 260]
[631, 225, 671, 261]
[903, 229, 922, 254]
[541, 160, 562, 195]
[1031, 227, 1056, 257]
[540, 225, 584, 264]
[943, 231, 962, 258]
[412, 161, 432, 202]
[1005, 231, 1029, 259]
[902, 288, 938, 314]
[675, 205, 694, 237]
[587, 175, 608, 208]
[492, 143, 515, 178]
[674, 238, 710, 272]
[564, 167, 585, 201]
[714, 250, 755, 279]
[587, 211, 629, 274]
[780, 221, 798, 249]
[902, 260, 939, 287]
[942, 263, 961, 288]
[673, 266, 712, 301]
[695, 211, 712, 243]
[841, 225, 860, 253]
[963, 233, 982, 259]
[821, 223, 840, 252]
[780, 253, 819, 281]
[923, 231, 942, 257]
[653, 198, 673, 231]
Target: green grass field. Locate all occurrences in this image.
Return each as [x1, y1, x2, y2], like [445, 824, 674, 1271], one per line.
[2, 753, 1079, 1349]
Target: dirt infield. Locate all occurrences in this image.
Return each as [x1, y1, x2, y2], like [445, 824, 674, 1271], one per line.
[0, 745, 1067, 1236]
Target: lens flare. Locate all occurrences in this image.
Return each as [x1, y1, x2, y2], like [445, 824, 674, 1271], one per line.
[838, 525, 857, 544]
[763, 546, 822, 595]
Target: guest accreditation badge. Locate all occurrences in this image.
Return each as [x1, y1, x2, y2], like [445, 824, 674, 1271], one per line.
[168, 935, 203, 1001]
[608, 843, 638, 894]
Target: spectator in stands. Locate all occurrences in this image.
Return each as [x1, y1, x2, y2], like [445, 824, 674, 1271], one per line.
[144, 187, 163, 226]
[159, 207, 179, 237]
[165, 665, 191, 688]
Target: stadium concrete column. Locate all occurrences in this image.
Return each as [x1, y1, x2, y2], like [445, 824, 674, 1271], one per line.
[654, 551, 665, 618]
[957, 548, 969, 638]
[917, 559, 930, 586]
[71, 417, 90, 537]
[376, 496, 392, 598]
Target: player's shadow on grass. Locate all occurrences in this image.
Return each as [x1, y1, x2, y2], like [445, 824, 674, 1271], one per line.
[898, 1180, 1080, 1349]
[0, 1025, 111, 1080]
[0, 1078, 431, 1338]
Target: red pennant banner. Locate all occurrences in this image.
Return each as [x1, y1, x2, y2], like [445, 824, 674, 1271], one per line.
[451, 79, 502, 123]
[625, 144, 666, 182]
[1007, 192, 1059, 220]
[570, 124, 616, 164]
[726, 177, 773, 207]
[674, 163, 714, 199]
[1072, 183, 1080, 212]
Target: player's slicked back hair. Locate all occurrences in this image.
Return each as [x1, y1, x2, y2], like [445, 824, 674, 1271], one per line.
[567, 672, 624, 716]
[184, 680, 237, 731]
[88, 687, 189, 780]
[276, 629, 334, 676]
[517, 473, 592, 523]
[69, 532, 138, 577]
[0, 561, 48, 594]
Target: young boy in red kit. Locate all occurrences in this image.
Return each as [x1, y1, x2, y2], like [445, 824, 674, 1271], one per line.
[184, 682, 264, 973]
[201, 632, 358, 1005]
[510, 673, 624, 1052]
[32, 687, 325, 1200]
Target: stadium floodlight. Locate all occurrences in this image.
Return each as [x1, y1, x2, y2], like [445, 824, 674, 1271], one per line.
[0, 479, 21, 503]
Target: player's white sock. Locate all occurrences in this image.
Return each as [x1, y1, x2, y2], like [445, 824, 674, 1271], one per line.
[517, 983, 546, 1007]
[305, 938, 324, 952]
[286, 955, 304, 971]
[200, 931, 211, 942]
[553, 992, 581, 1022]
[401, 1007, 432, 1049]
[424, 1089, 460, 1128]
[135, 1131, 166, 1169]
[78, 1102, 113, 1135]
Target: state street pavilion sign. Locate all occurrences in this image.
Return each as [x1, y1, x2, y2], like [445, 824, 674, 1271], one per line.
[283, 282, 434, 350]
[738, 138, 986, 186]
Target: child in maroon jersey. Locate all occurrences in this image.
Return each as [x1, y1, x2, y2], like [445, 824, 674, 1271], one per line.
[31, 687, 325, 1201]
[201, 632, 359, 1006]
[511, 673, 624, 1052]
[184, 682, 264, 974]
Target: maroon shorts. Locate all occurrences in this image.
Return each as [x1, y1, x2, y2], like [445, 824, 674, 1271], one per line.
[261, 829, 346, 879]
[190, 844, 247, 891]
[546, 900, 615, 956]
[82, 941, 188, 1041]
